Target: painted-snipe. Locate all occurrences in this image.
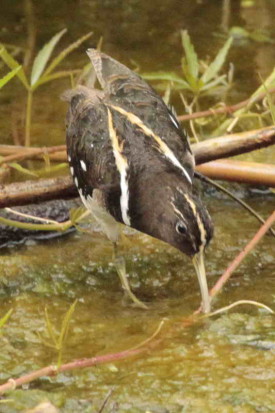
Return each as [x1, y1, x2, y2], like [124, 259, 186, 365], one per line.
[64, 50, 213, 312]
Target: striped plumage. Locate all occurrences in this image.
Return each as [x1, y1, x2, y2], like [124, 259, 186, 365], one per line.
[64, 50, 213, 312]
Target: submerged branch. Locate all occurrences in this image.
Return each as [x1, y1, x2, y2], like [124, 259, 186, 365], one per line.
[210, 210, 275, 298]
[0, 346, 149, 395]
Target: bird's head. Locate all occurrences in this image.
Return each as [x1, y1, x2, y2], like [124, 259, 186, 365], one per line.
[134, 175, 214, 312]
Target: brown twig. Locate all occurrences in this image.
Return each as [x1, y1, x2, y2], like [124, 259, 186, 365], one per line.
[0, 176, 77, 208]
[210, 210, 275, 298]
[0, 126, 274, 166]
[0, 345, 150, 395]
[0, 145, 66, 166]
[177, 87, 275, 122]
[97, 389, 114, 413]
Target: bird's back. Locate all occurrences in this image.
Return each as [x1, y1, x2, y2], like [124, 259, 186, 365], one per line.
[64, 50, 195, 224]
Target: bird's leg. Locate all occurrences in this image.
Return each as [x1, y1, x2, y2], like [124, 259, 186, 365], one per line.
[113, 242, 148, 309]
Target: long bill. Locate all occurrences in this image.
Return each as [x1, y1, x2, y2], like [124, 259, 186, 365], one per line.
[192, 249, 211, 313]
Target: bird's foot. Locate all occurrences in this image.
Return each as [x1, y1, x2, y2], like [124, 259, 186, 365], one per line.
[114, 256, 148, 310]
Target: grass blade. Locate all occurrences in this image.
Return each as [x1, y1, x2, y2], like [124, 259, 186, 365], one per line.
[181, 30, 199, 80]
[0, 309, 13, 330]
[201, 37, 233, 84]
[142, 71, 190, 88]
[0, 46, 29, 89]
[0, 66, 21, 89]
[43, 31, 93, 77]
[8, 162, 38, 177]
[33, 69, 81, 89]
[30, 28, 67, 87]
[201, 74, 227, 91]
[59, 300, 77, 347]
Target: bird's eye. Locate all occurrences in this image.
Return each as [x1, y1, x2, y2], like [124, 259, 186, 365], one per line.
[176, 221, 187, 235]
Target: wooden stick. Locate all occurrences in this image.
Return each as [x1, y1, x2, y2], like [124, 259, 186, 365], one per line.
[0, 126, 274, 165]
[0, 176, 77, 208]
[0, 127, 274, 208]
[0, 345, 148, 395]
[0, 160, 274, 209]
[0, 145, 66, 166]
[196, 159, 275, 187]
[193, 126, 275, 164]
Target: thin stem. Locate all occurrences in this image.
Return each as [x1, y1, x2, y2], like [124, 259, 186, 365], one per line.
[210, 210, 275, 298]
[194, 171, 275, 237]
[0, 216, 72, 232]
[177, 86, 275, 122]
[25, 90, 33, 146]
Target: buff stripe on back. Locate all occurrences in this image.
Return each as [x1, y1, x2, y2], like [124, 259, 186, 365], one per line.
[107, 108, 131, 226]
[108, 104, 192, 185]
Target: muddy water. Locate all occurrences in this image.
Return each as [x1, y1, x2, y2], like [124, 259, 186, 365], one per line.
[0, 0, 275, 412]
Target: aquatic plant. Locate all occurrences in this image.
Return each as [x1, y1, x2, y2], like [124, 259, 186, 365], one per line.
[0, 30, 92, 146]
[0, 309, 13, 335]
[0, 64, 22, 89]
[38, 300, 77, 368]
[143, 30, 233, 100]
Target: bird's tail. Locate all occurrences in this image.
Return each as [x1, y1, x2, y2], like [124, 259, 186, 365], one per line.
[86, 49, 147, 94]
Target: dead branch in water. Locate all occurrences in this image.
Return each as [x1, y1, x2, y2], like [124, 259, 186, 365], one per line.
[210, 210, 275, 298]
[0, 126, 274, 165]
[0, 126, 274, 208]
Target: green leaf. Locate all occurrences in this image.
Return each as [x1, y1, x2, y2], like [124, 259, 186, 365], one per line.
[201, 37, 233, 84]
[43, 31, 93, 77]
[30, 28, 67, 86]
[181, 58, 200, 91]
[59, 300, 77, 347]
[0, 46, 29, 89]
[201, 74, 227, 91]
[33, 69, 81, 89]
[249, 67, 275, 106]
[142, 71, 190, 88]
[8, 162, 38, 177]
[0, 309, 13, 330]
[0, 65, 21, 89]
[181, 30, 199, 80]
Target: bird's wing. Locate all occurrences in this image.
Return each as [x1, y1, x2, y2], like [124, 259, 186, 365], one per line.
[87, 49, 195, 185]
[63, 86, 121, 202]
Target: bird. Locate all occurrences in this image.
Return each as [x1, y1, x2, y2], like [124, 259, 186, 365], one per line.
[63, 49, 214, 313]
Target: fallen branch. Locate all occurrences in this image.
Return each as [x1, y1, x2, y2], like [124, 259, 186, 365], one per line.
[1, 126, 274, 166]
[192, 126, 275, 164]
[210, 210, 275, 298]
[0, 126, 274, 208]
[1, 158, 274, 209]
[177, 87, 275, 122]
[196, 159, 275, 187]
[0, 176, 77, 208]
[0, 145, 65, 166]
[0, 345, 149, 395]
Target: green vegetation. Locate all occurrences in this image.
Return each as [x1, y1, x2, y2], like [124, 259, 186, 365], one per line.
[38, 301, 77, 368]
[0, 30, 92, 146]
[143, 31, 233, 104]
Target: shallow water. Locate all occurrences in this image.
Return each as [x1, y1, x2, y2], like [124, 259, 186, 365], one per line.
[0, 0, 275, 412]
